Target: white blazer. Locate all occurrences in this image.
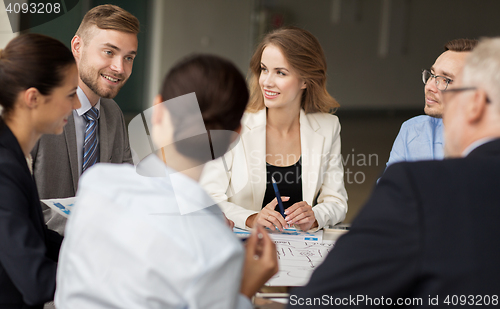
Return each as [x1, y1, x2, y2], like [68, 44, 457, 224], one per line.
[200, 108, 348, 230]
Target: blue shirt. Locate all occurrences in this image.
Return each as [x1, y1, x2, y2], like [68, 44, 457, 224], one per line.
[386, 115, 444, 167]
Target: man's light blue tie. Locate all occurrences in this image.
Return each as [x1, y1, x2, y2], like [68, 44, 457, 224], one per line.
[82, 107, 99, 173]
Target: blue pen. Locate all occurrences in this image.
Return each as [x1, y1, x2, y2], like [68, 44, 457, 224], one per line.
[271, 176, 286, 219]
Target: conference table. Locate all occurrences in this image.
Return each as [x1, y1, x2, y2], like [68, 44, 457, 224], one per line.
[253, 227, 349, 308]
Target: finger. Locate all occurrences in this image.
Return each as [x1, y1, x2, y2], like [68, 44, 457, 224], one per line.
[294, 216, 315, 226]
[257, 216, 277, 230]
[267, 211, 288, 231]
[255, 226, 279, 273]
[245, 228, 259, 257]
[264, 198, 278, 210]
[255, 226, 275, 255]
[257, 211, 279, 230]
[255, 228, 265, 258]
[288, 212, 309, 225]
[283, 202, 302, 215]
[276, 196, 290, 212]
[265, 196, 290, 211]
[285, 204, 309, 222]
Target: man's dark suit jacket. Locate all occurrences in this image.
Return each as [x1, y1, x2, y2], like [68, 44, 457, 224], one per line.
[31, 98, 133, 234]
[0, 119, 63, 309]
[289, 139, 500, 308]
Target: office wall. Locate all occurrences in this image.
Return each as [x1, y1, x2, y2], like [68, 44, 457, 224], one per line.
[157, 0, 254, 83]
[0, 2, 17, 48]
[6, 0, 500, 112]
[151, 0, 500, 111]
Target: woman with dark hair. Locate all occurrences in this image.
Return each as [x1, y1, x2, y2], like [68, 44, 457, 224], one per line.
[201, 26, 348, 231]
[55, 54, 278, 309]
[0, 34, 80, 308]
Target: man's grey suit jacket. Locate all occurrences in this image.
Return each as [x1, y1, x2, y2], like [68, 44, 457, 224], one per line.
[31, 98, 133, 235]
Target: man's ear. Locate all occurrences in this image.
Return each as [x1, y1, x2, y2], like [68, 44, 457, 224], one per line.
[24, 88, 42, 109]
[71, 35, 83, 62]
[467, 89, 489, 124]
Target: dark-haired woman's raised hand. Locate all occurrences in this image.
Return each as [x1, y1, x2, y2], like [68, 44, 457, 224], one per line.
[240, 225, 278, 299]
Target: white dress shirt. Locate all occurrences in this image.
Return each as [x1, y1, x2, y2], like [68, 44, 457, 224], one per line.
[74, 87, 101, 176]
[55, 154, 252, 309]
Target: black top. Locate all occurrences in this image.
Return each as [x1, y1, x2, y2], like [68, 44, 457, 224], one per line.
[262, 157, 303, 210]
[0, 118, 62, 309]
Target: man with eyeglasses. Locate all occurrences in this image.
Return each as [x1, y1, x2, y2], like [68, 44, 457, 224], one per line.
[288, 37, 500, 308]
[385, 39, 477, 168]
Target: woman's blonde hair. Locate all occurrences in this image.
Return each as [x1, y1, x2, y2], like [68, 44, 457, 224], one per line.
[247, 26, 339, 113]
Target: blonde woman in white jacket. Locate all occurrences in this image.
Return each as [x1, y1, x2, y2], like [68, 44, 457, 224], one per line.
[201, 27, 348, 231]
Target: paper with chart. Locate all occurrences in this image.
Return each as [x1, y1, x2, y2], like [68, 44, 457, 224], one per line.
[266, 239, 335, 286]
[233, 226, 323, 242]
[41, 197, 76, 218]
[233, 227, 251, 240]
[267, 227, 323, 242]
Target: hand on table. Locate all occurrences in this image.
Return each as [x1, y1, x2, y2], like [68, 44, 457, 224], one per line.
[240, 225, 278, 299]
[284, 201, 318, 231]
[246, 197, 289, 231]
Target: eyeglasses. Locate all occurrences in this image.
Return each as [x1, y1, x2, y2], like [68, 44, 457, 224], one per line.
[422, 69, 453, 91]
[442, 87, 491, 103]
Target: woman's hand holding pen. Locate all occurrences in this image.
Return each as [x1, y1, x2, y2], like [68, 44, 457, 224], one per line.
[284, 201, 318, 231]
[240, 225, 278, 299]
[246, 197, 290, 231]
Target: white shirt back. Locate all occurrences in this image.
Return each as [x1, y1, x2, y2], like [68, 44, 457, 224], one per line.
[55, 155, 252, 309]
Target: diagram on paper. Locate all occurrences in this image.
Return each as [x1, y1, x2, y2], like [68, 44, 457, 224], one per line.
[41, 197, 76, 218]
[266, 240, 335, 286]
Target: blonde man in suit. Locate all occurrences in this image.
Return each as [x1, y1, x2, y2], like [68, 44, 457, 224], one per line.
[201, 27, 348, 231]
[31, 5, 138, 235]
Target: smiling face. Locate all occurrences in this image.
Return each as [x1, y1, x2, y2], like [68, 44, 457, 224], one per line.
[258, 44, 306, 110]
[424, 50, 469, 118]
[35, 64, 81, 135]
[75, 26, 138, 102]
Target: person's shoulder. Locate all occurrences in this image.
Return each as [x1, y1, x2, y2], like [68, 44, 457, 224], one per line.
[307, 111, 339, 122]
[384, 157, 455, 182]
[401, 115, 441, 129]
[78, 163, 136, 191]
[241, 109, 266, 130]
[100, 98, 123, 112]
[0, 146, 16, 165]
[79, 155, 169, 192]
[305, 112, 340, 134]
[397, 115, 442, 142]
[0, 144, 24, 173]
[0, 153, 24, 185]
